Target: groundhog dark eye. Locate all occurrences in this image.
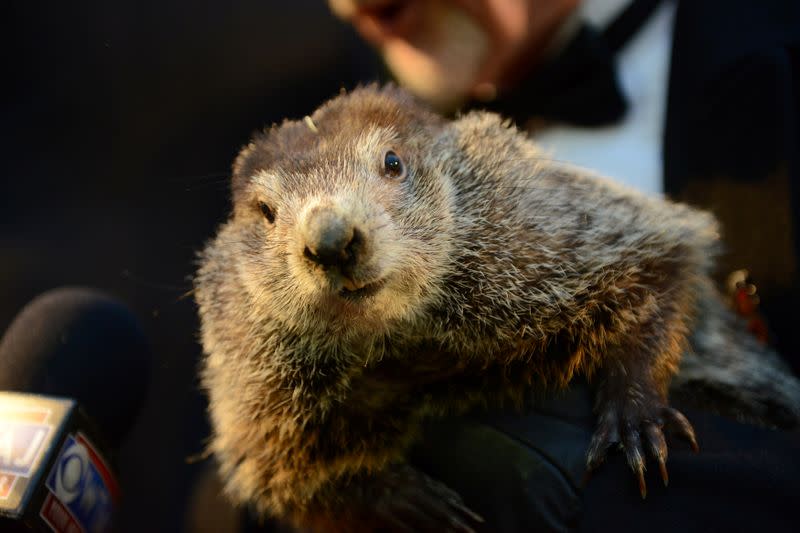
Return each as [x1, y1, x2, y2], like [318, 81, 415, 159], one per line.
[258, 202, 275, 223]
[383, 150, 405, 179]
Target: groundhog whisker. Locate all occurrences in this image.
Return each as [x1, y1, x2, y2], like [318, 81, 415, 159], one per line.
[120, 269, 191, 293]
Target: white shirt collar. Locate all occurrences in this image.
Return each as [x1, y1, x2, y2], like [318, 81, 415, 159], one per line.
[579, 0, 637, 28]
[544, 0, 637, 59]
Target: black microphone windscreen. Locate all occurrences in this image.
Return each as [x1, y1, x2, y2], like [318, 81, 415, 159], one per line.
[0, 287, 151, 451]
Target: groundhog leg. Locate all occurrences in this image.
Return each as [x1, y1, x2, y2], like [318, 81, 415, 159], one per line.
[584, 344, 699, 498]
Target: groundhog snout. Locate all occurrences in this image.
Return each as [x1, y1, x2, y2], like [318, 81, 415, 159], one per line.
[301, 205, 365, 272]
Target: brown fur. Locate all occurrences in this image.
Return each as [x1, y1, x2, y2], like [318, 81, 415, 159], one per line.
[194, 85, 790, 529]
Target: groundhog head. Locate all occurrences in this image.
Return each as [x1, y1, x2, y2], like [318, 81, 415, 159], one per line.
[226, 85, 457, 333]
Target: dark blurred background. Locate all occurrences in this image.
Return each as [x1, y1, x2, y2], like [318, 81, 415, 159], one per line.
[2, 1, 381, 530]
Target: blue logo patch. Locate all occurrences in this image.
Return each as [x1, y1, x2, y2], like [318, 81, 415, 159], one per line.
[45, 434, 116, 533]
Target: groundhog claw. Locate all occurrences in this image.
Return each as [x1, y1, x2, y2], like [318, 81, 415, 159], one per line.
[584, 410, 619, 473]
[661, 406, 700, 452]
[586, 403, 697, 499]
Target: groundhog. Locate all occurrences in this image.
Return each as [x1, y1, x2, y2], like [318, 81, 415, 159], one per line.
[195, 85, 800, 531]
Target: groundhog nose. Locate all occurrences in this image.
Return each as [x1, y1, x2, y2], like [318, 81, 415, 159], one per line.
[303, 208, 360, 268]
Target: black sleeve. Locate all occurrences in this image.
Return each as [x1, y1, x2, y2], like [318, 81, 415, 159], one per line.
[411, 383, 800, 533]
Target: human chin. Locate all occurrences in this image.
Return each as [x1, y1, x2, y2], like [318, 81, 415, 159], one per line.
[380, 1, 490, 111]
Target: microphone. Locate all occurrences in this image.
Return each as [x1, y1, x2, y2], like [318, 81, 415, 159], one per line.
[0, 288, 150, 532]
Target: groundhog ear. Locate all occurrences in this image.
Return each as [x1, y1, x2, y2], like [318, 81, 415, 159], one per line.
[230, 127, 282, 203]
[230, 120, 317, 203]
[230, 140, 263, 205]
[232, 142, 257, 180]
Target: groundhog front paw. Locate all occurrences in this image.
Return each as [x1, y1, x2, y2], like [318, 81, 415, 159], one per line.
[585, 398, 698, 498]
[364, 464, 484, 532]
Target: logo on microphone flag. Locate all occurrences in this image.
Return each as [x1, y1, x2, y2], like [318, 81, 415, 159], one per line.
[41, 433, 119, 533]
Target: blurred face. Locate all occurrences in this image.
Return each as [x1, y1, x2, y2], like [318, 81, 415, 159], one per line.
[329, 0, 580, 110]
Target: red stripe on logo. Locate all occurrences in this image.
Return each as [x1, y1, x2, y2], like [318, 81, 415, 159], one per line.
[75, 433, 120, 503]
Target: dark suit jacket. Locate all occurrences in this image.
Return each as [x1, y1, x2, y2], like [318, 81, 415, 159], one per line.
[664, 0, 800, 369]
